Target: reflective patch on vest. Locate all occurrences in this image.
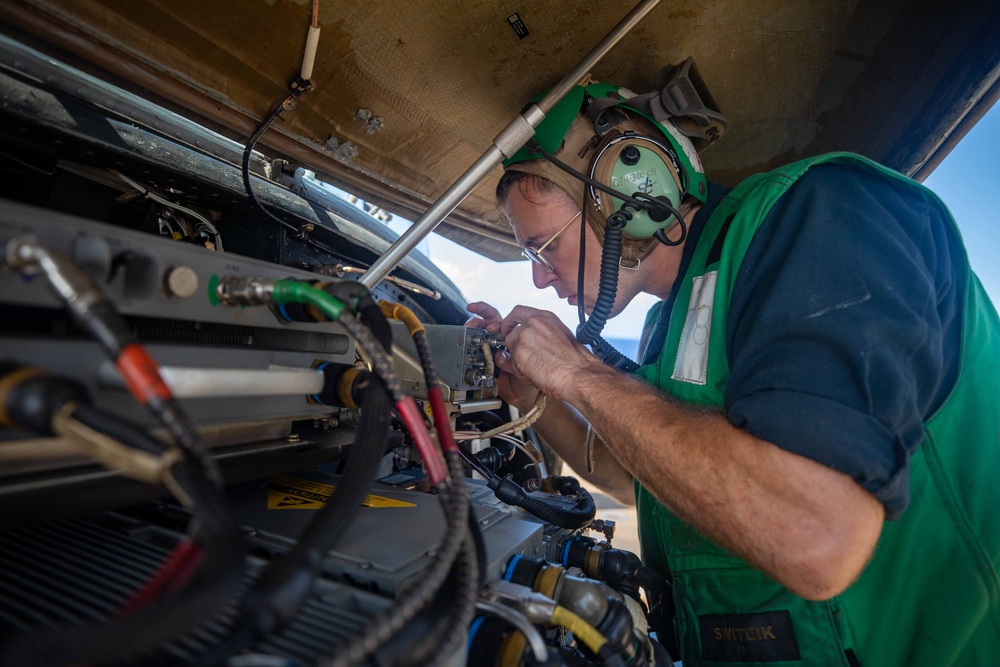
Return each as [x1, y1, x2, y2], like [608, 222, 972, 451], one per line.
[699, 610, 800, 662]
[671, 271, 718, 385]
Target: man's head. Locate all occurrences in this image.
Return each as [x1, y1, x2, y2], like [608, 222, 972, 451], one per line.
[497, 61, 727, 315]
[498, 111, 698, 268]
[501, 61, 726, 242]
[498, 169, 614, 311]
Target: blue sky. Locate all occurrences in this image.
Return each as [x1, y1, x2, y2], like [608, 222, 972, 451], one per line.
[402, 101, 1000, 340]
[923, 105, 1000, 306]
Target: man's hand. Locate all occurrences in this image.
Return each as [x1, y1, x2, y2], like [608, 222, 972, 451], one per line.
[498, 306, 597, 404]
[466, 303, 637, 502]
[464, 301, 503, 332]
[465, 301, 539, 412]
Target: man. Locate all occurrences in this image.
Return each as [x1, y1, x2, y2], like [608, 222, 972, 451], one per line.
[467, 70, 1000, 666]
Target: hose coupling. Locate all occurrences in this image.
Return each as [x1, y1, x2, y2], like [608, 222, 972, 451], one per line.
[216, 276, 276, 306]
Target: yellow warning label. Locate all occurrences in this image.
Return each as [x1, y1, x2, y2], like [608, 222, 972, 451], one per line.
[266, 474, 416, 510]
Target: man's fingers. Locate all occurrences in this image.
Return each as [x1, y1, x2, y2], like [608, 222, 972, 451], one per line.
[494, 349, 514, 373]
[465, 302, 503, 332]
[466, 301, 501, 319]
[500, 305, 548, 336]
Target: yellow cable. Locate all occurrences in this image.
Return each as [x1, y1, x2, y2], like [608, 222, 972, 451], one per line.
[551, 605, 608, 655]
[378, 300, 425, 336]
[481, 340, 495, 377]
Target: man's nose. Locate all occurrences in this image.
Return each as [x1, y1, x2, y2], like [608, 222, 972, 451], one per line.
[532, 261, 556, 289]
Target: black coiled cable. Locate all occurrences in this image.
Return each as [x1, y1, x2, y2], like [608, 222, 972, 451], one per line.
[590, 336, 640, 373]
[576, 212, 626, 345]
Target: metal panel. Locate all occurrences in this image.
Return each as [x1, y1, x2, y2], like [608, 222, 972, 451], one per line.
[227, 470, 546, 596]
[0, 513, 398, 665]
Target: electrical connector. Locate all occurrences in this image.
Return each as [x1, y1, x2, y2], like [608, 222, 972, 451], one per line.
[215, 276, 276, 306]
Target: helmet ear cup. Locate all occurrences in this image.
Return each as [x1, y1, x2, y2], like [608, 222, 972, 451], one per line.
[588, 133, 685, 240]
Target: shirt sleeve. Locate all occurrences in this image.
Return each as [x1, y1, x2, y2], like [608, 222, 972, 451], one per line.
[724, 163, 964, 520]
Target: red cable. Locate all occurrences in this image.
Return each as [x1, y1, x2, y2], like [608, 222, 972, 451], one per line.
[116, 343, 173, 406]
[116, 539, 204, 616]
[427, 386, 459, 454]
[396, 397, 447, 485]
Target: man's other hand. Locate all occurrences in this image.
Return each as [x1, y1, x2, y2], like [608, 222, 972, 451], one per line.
[464, 301, 502, 332]
[500, 305, 596, 404]
[465, 301, 539, 411]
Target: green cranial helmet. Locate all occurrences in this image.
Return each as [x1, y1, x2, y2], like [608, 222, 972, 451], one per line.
[505, 58, 727, 206]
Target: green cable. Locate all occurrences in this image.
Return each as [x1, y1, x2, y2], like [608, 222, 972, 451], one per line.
[273, 279, 345, 321]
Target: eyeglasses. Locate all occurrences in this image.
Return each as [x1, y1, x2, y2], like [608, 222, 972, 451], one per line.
[521, 210, 582, 272]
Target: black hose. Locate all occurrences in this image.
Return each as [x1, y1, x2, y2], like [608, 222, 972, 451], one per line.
[70, 403, 168, 456]
[576, 214, 625, 345]
[412, 330, 438, 391]
[0, 442, 246, 665]
[466, 502, 488, 589]
[242, 373, 391, 635]
[379, 315, 483, 667]
[193, 373, 390, 666]
[635, 564, 676, 656]
[0, 368, 247, 665]
[457, 441, 495, 479]
[487, 475, 596, 529]
[324, 282, 393, 353]
[319, 451, 470, 667]
[397, 531, 480, 667]
[424, 536, 479, 667]
[336, 310, 407, 404]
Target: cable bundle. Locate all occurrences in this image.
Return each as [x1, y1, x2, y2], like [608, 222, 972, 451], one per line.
[1, 239, 247, 665]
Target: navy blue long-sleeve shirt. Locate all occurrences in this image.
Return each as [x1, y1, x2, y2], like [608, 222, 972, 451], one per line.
[642, 163, 965, 519]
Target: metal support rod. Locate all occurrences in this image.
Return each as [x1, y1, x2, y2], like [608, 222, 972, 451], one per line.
[360, 0, 661, 289]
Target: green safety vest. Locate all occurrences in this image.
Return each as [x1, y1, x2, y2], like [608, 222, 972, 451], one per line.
[634, 153, 1000, 666]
